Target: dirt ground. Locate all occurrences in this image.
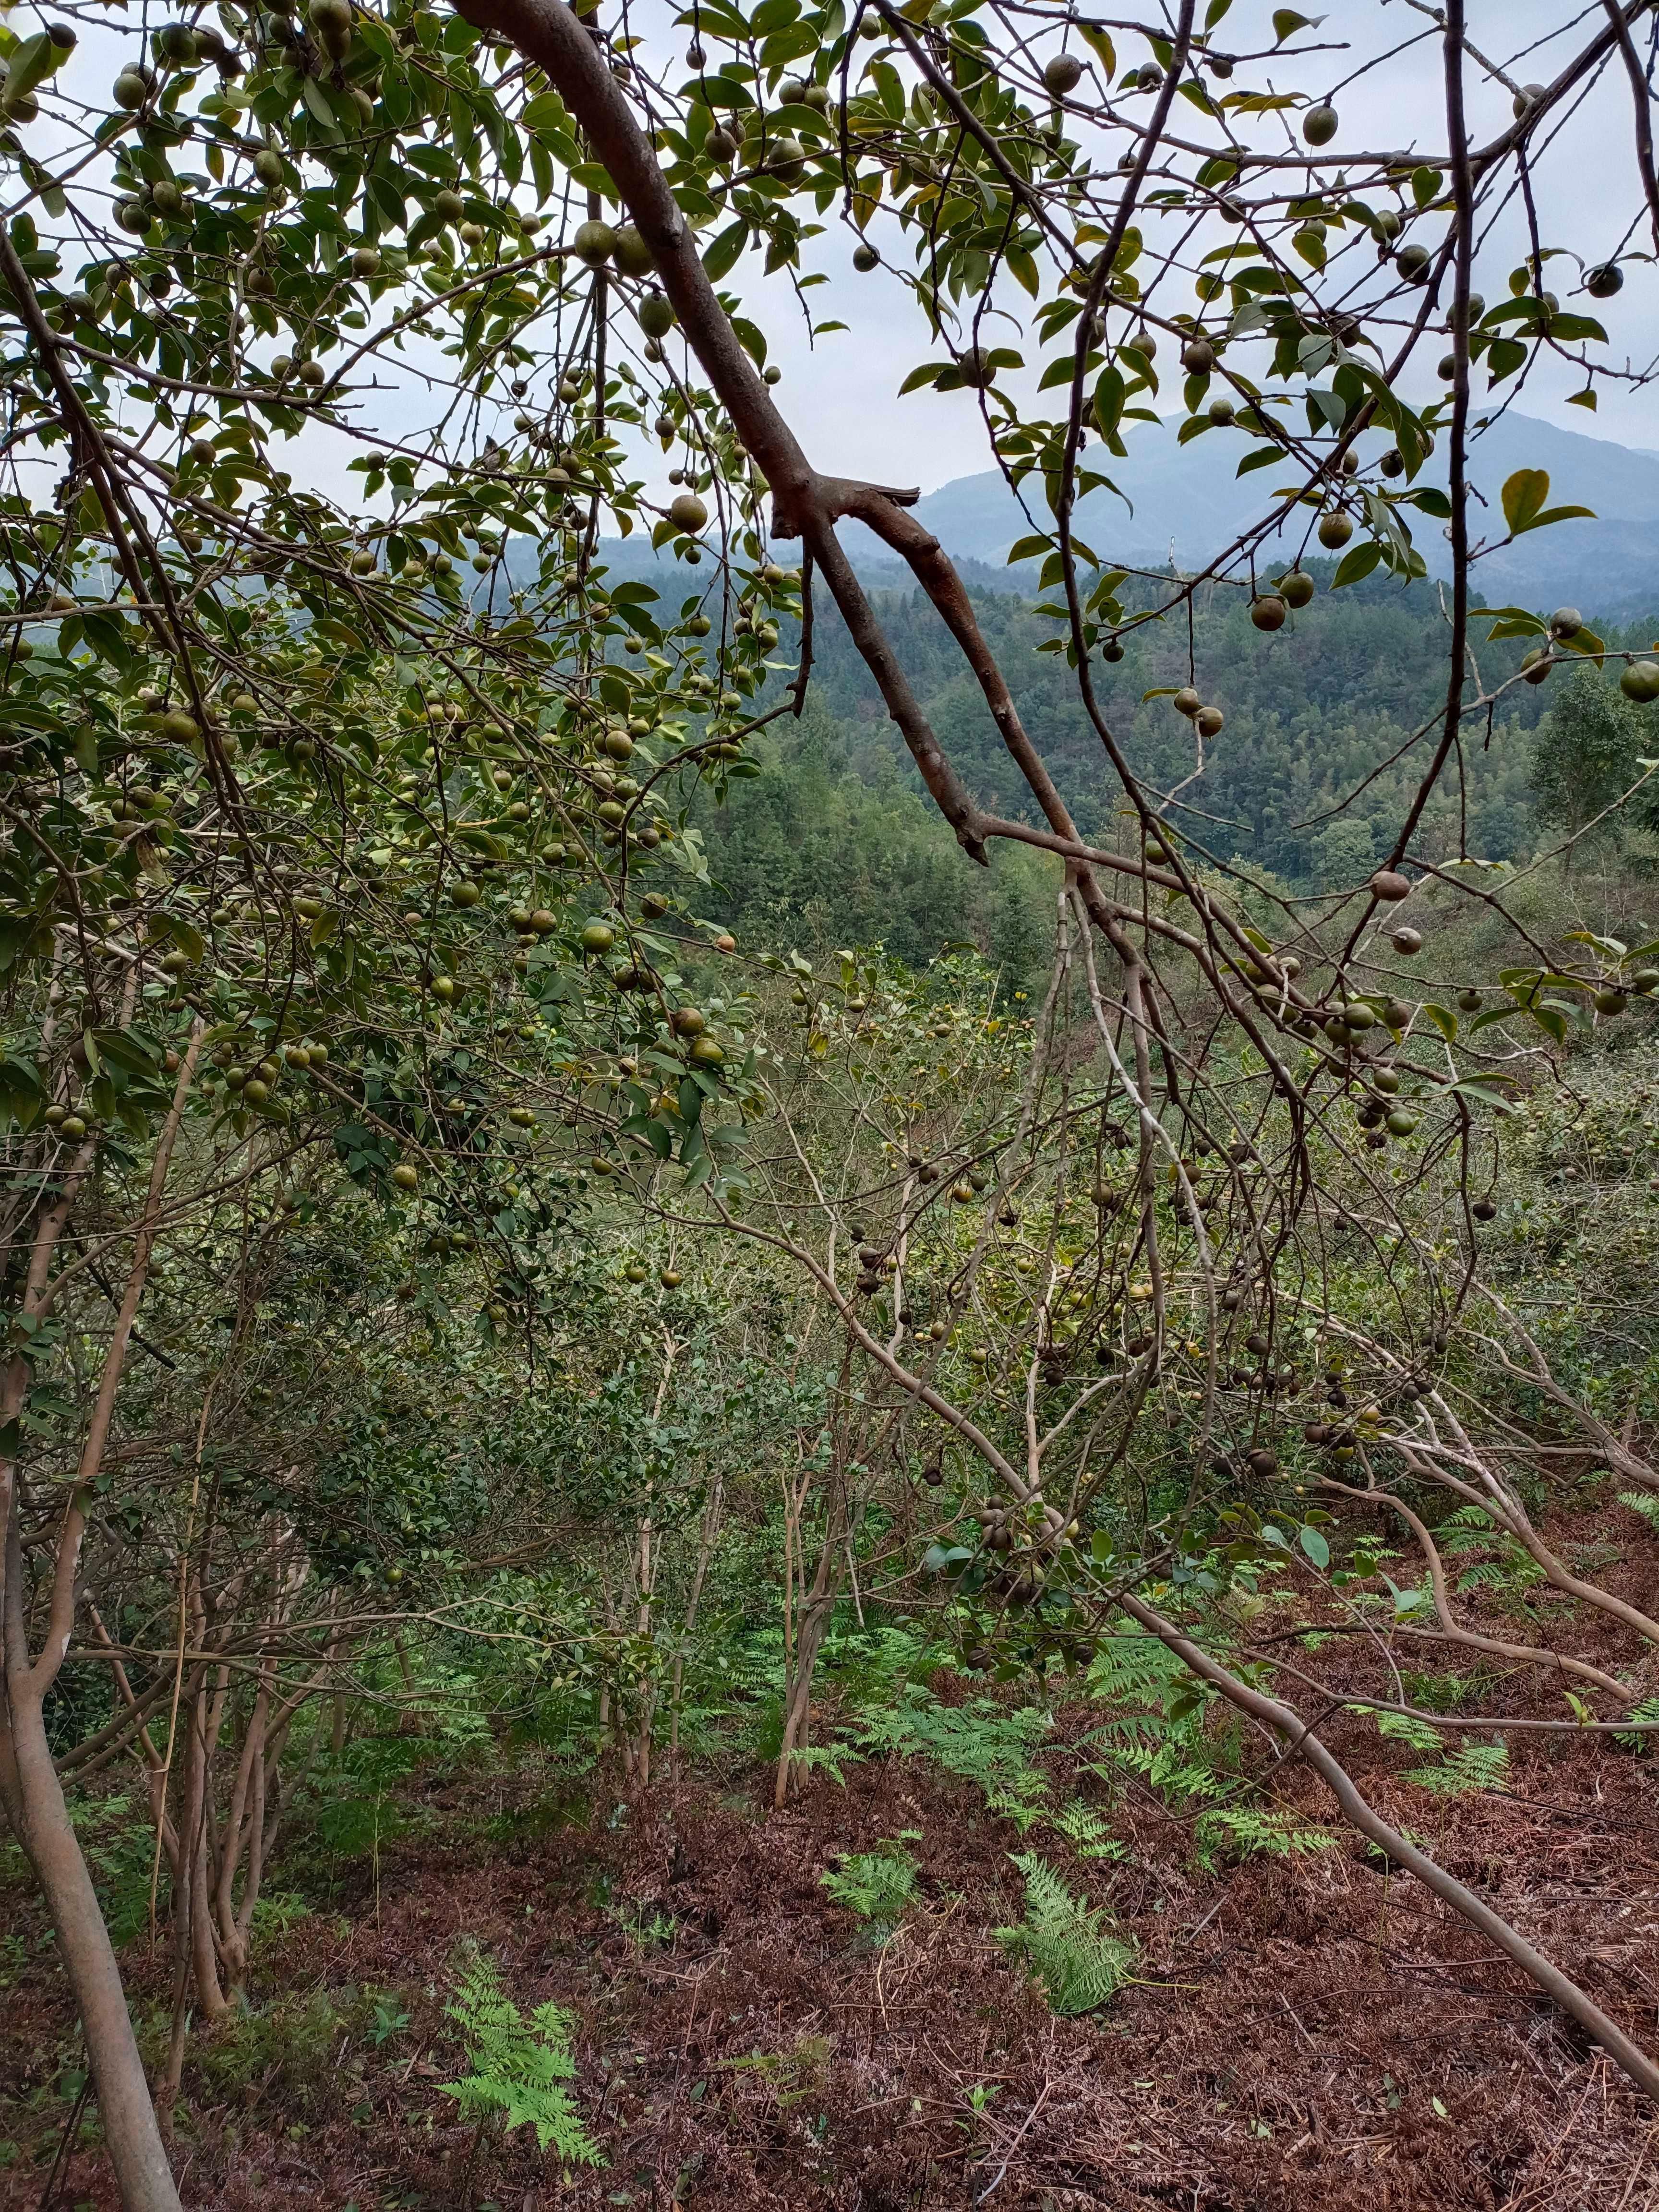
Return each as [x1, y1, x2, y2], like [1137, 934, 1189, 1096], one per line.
[6, 1701, 1659, 2212]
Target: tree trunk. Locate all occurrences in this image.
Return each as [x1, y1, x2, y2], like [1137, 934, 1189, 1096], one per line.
[0, 1672, 183, 2212]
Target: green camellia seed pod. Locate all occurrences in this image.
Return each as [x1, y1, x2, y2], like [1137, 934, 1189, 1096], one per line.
[1385, 1109, 1419, 1138]
[853, 241, 878, 272]
[612, 224, 653, 277]
[253, 146, 285, 186]
[690, 1036, 724, 1064]
[1302, 102, 1337, 145]
[580, 921, 614, 954]
[669, 491, 708, 533]
[1594, 988, 1629, 1016]
[637, 289, 673, 339]
[1043, 51, 1083, 96]
[434, 187, 465, 223]
[156, 22, 198, 65]
[1586, 262, 1624, 299]
[573, 217, 617, 267]
[1521, 647, 1551, 684]
[160, 709, 199, 745]
[113, 69, 150, 109]
[1317, 510, 1354, 549]
[1280, 569, 1315, 608]
[352, 245, 380, 277]
[1621, 660, 1659, 703]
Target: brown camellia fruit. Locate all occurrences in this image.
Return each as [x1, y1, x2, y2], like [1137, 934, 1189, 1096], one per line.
[1370, 869, 1412, 902]
[1250, 594, 1286, 632]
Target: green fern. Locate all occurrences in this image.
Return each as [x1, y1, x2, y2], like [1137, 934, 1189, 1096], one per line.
[1400, 1740, 1511, 1797]
[995, 1853, 1135, 2017]
[1620, 1490, 1659, 1530]
[440, 1948, 604, 2166]
[853, 1691, 1051, 1818]
[1615, 1694, 1659, 1749]
[1194, 1804, 1333, 1863]
[820, 1839, 918, 1935]
[1046, 1801, 1128, 1861]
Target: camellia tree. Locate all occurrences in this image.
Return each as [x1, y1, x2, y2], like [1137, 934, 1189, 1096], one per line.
[6, 0, 1659, 2199]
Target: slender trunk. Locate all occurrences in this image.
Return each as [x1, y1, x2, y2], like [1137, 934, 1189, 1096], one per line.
[0, 1028, 201, 2209]
[0, 1676, 184, 2212]
[774, 1498, 845, 1810]
[669, 1472, 723, 1784]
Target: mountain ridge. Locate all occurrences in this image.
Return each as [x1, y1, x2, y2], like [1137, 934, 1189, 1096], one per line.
[838, 409, 1659, 611]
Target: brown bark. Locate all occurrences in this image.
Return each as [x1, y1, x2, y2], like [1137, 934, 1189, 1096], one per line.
[0, 1029, 203, 2208]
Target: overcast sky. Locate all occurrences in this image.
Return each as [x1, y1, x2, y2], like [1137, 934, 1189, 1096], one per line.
[740, 0, 1659, 492]
[26, 0, 1659, 512]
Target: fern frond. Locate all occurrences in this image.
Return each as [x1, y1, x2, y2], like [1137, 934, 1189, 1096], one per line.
[1193, 1804, 1334, 1863]
[995, 1853, 1135, 2017]
[1047, 1801, 1128, 1861]
[820, 1841, 917, 1932]
[440, 1949, 604, 2167]
[1400, 1741, 1511, 1798]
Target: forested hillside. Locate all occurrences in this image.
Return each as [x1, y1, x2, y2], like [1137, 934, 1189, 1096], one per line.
[696, 565, 1656, 970]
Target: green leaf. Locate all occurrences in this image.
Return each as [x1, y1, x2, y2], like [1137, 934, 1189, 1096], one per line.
[701, 220, 748, 281]
[1501, 468, 1596, 536]
[1272, 10, 1323, 41]
[1330, 541, 1381, 589]
[1450, 1076, 1518, 1115]
[1423, 1003, 1458, 1041]
[1299, 1526, 1330, 1570]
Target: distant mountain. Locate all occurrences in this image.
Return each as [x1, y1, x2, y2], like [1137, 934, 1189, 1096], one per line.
[841, 410, 1659, 613]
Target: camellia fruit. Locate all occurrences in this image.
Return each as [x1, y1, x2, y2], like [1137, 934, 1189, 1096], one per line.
[572, 218, 616, 267]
